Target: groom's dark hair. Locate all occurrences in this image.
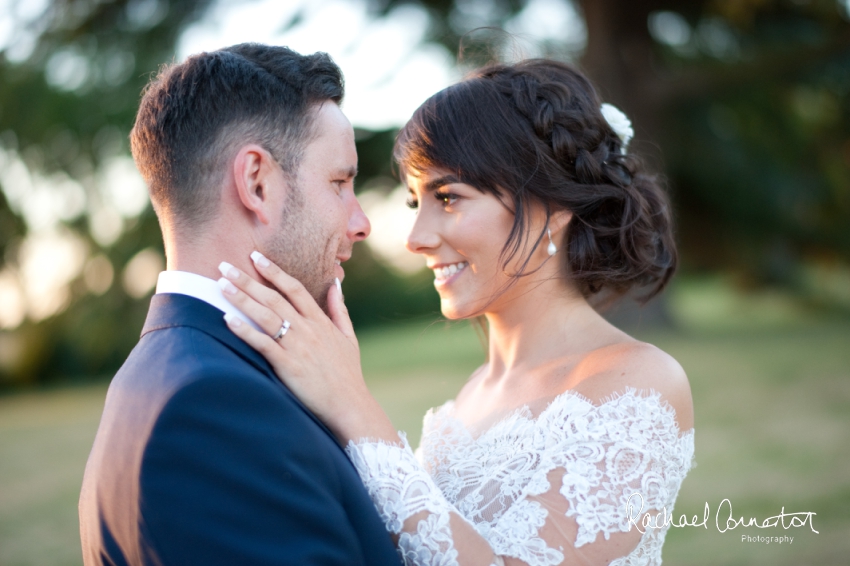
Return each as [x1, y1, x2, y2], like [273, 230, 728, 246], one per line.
[130, 43, 344, 231]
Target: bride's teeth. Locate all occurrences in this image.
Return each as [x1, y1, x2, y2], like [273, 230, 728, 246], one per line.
[433, 262, 468, 280]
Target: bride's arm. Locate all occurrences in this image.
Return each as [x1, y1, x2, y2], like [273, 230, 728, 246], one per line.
[346, 434, 502, 566]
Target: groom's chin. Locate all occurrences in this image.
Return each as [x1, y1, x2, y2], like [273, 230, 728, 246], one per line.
[312, 281, 332, 315]
[316, 296, 329, 316]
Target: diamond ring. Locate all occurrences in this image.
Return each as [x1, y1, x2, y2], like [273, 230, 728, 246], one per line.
[273, 320, 291, 341]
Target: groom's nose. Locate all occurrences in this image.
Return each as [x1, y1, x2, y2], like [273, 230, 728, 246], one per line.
[347, 194, 371, 242]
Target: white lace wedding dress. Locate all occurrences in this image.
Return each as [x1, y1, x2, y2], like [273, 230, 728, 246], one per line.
[346, 388, 694, 566]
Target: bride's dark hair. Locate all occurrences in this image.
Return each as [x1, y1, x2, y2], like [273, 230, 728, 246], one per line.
[394, 59, 677, 303]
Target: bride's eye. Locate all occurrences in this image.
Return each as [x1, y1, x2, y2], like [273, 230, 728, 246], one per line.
[405, 197, 419, 210]
[434, 190, 458, 207]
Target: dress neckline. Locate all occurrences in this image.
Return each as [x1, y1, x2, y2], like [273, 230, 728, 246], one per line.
[431, 386, 694, 443]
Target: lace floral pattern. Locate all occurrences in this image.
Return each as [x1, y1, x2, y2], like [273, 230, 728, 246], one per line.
[398, 511, 459, 566]
[347, 434, 462, 565]
[348, 388, 694, 566]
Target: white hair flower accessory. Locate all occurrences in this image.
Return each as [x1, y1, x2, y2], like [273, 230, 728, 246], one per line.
[600, 103, 634, 152]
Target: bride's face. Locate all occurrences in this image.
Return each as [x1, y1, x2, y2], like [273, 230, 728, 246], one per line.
[405, 168, 538, 319]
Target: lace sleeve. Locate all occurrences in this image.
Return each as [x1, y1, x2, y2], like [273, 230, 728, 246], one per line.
[346, 434, 505, 566]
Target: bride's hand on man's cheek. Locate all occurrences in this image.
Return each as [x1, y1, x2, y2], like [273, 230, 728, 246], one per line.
[215, 251, 384, 441]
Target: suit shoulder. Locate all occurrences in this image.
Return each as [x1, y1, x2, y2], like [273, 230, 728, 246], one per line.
[118, 325, 267, 392]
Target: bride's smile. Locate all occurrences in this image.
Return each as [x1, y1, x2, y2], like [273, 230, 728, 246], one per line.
[430, 261, 468, 284]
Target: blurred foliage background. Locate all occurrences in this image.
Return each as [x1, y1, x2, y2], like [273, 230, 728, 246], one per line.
[0, 0, 849, 385]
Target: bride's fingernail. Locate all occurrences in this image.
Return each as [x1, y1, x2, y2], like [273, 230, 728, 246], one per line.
[335, 277, 342, 295]
[250, 251, 270, 268]
[218, 277, 238, 295]
[218, 261, 239, 279]
[223, 313, 242, 327]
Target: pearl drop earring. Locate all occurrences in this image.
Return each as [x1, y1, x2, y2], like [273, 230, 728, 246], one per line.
[547, 229, 557, 256]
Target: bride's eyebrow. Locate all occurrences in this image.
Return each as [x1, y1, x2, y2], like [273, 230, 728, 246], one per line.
[423, 174, 462, 193]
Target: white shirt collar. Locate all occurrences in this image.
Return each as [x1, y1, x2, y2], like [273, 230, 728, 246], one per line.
[155, 270, 262, 332]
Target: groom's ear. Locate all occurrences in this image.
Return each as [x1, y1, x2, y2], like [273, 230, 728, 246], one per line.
[232, 144, 283, 225]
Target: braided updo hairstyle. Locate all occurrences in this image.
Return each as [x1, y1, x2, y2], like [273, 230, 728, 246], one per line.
[394, 59, 676, 303]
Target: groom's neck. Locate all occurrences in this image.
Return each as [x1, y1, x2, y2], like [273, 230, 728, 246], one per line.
[164, 225, 260, 283]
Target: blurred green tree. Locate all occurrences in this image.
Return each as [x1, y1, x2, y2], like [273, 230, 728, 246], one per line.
[0, 0, 213, 384]
[575, 0, 850, 287]
[1, 0, 848, 385]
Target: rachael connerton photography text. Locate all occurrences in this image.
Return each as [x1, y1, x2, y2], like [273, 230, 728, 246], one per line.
[625, 494, 819, 537]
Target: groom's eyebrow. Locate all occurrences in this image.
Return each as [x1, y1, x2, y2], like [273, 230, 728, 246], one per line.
[336, 166, 358, 179]
[424, 174, 462, 193]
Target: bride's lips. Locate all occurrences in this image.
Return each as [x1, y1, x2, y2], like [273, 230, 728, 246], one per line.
[431, 261, 469, 288]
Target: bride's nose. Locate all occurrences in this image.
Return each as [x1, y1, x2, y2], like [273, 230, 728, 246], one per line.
[405, 211, 440, 254]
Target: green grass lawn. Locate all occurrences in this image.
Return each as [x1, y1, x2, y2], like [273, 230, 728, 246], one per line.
[1, 318, 848, 565]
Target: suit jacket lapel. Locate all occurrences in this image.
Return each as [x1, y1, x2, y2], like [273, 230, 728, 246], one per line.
[142, 293, 340, 444]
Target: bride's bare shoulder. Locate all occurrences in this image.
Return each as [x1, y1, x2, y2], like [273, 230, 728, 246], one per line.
[571, 340, 694, 430]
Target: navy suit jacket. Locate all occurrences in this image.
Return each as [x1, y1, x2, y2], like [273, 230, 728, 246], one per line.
[79, 293, 401, 565]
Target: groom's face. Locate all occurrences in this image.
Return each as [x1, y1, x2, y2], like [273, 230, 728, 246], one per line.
[263, 103, 369, 311]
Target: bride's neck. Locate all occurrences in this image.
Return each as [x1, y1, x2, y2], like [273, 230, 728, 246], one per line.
[483, 279, 612, 379]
